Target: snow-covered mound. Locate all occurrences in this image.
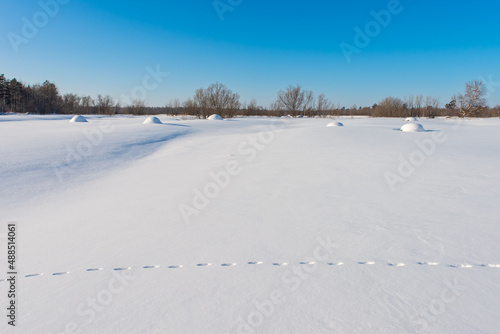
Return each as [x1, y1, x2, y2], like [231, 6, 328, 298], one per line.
[69, 115, 87, 123]
[143, 116, 162, 124]
[327, 121, 344, 127]
[400, 122, 425, 132]
[405, 117, 418, 122]
[207, 114, 223, 120]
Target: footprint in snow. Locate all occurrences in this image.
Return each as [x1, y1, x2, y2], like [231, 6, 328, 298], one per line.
[113, 267, 131, 271]
[196, 263, 212, 267]
[86, 268, 103, 272]
[221, 263, 237, 267]
[143, 265, 160, 269]
[52, 272, 70, 276]
[25, 273, 43, 278]
[388, 263, 405, 267]
[480, 264, 500, 268]
[358, 261, 375, 265]
[328, 262, 344, 266]
[418, 262, 439, 266]
[168, 265, 183, 269]
[300, 261, 317, 265]
[247, 261, 263, 265]
[272, 263, 288, 266]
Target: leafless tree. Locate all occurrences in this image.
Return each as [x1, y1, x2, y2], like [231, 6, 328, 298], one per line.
[126, 99, 147, 115]
[275, 84, 315, 117]
[453, 80, 488, 117]
[193, 82, 240, 118]
[95, 94, 115, 115]
[61, 93, 81, 114]
[166, 98, 181, 116]
[372, 96, 406, 117]
[316, 93, 333, 116]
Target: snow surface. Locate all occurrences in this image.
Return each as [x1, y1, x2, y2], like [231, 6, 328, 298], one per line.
[401, 122, 425, 132]
[1, 115, 500, 333]
[405, 117, 418, 122]
[143, 116, 163, 124]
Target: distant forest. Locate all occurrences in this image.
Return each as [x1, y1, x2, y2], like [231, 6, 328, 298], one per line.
[1, 74, 498, 118]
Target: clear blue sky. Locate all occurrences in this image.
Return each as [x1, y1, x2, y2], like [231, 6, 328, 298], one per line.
[2, 0, 500, 108]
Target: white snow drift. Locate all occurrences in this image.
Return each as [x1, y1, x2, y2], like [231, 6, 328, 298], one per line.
[327, 121, 344, 127]
[143, 116, 162, 124]
[207, 114, 223, 120]
[69, 115, 88, 123]
[400, 122, 425, 132]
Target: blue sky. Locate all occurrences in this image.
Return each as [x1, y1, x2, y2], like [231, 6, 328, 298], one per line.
[2, 0, 500, 108]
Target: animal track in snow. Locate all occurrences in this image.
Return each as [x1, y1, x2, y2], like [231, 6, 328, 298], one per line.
[328, 262, 344, 266]
[143, 265, 160, 269]
[196, 263, 212, 267]
[221, 263, 237, 267]
[167, 265, 183, 269]
[481, 264, 500, 268]
[418, 262, 439, 266]
[272, 263, 288, 266]
[358, 261, 375, 265]
[449, 264, 473, 268]
[52, 272, 70, 276]
[388, 263, 405, 267]
[247, 261, 263, 265]
[300, 261, 317, 265]
[113, 267, 132, 271]
[25, 273, 43, 278]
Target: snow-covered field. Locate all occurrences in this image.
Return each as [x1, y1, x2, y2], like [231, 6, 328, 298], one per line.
[1, 115, 499, 333]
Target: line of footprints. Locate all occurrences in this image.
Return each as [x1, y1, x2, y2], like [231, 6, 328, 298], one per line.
[1, 261, 500, 281]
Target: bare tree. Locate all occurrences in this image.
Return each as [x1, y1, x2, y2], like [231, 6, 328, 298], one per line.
[193, 82, 240, 118]
[454, 80, 488, 117]
[79, 96, 94, 114]
[167, 98, 181, 116]
[316, 93, 333, 116]
[275, 84, 315, 117]
[61, 93, 81, 114]
[372, 97, 406, 117]
[95, 94, 115, 115]
[126, 99, 147, 115]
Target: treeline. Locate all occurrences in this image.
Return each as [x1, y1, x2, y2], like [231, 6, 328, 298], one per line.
[1, 74, 499, 118]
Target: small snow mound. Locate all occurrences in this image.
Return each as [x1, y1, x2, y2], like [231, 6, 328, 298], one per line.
[207, 114, 223, 120]
[70, 115, 88, 123]
[143, 116, 162, 124]
[400, 122, 425, 132]
[405, 117, 418, 122]
[327, 121, 344, 127]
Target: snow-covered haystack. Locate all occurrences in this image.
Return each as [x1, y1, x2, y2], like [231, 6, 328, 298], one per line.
[143, 116, 162, 124]
[327, 121, 344, 127]
[400, 122, 425, 132]
[405, 117, 418, 122]
[207, 114, 223, 120]
[69, 115, 88, 123]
